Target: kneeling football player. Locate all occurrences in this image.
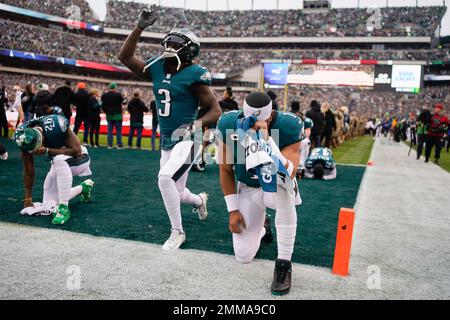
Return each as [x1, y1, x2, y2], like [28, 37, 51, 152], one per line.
[14, 114, 94, 224]
[298, 116, 314, 178]
[304, 147, 337, 180]
[217, 92, 304, 296]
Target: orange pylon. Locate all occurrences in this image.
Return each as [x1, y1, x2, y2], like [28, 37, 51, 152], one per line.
[332, 208, 355, 276]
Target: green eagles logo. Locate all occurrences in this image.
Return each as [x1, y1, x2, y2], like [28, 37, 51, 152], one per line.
[58, 116, 68, 132]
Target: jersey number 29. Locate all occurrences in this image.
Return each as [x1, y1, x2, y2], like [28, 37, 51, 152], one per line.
[158, 89, 171, 117]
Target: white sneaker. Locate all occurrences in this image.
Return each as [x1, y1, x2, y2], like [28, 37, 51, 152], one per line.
[0, 152, 8, 161]
[162, 229, 186, 251]
[193, 193, 208, 221]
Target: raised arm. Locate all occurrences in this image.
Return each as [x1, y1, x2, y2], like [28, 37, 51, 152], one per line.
[193, 84, 222, 128]
[118, 27, 147, 76]
[118, 8, 158, 77]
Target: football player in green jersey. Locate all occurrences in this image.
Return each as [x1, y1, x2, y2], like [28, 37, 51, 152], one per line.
[304, 147, 337, 180]
[13, 115, 94, 224]
[118, 7, 222, 250]
[298, 116, 314, 177]
[217, 92, 304, 296]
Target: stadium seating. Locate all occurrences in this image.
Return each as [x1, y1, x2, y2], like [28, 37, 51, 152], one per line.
[103, 2, 446, 38]
[0, 1, 448, 119]
[0, 0, 98, 22]
[1, 0, 445, 37]
[1, 19, 449, 77]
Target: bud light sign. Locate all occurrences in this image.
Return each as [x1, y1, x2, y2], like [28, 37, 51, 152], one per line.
[264, 63, 289, 86]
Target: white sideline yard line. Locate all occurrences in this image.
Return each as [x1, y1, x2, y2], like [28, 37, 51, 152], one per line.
[349, 137, 450, 300]
[1, 138, 449, 299]
[336, 163, 367, 167]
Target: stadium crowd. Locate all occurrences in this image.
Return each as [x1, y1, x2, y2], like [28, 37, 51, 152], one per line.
[104, 2, 445, 37]
[2, 72, 449, 149]
[0, 0, 445, 38]
[0, 0, 98, 22]
[2, 72, 449, 118]
[1, 19, 449, 77]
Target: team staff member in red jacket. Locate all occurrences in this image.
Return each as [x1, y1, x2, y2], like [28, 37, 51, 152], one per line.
[425, 103, 449, 164]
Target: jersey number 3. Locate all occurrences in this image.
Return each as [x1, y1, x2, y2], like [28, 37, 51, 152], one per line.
[158, 89, 171, 117]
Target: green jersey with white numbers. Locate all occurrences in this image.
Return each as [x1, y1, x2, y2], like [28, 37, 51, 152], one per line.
[304, 117, 314, 129]
[145, 57, 212, 150]
[305, 148, 336, 171]
[217, 110, 305, 188]
[24, 114, 69, 149]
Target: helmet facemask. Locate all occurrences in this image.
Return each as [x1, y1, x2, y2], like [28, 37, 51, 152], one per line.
[143, 29, 199, 73]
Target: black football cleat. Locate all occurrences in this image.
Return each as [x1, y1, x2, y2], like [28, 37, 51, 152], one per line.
[261, 215, 274, 244]
[271, 259, 292, 296]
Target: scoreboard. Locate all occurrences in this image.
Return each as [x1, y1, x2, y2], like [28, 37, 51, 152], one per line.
[374, 64, 424, 93]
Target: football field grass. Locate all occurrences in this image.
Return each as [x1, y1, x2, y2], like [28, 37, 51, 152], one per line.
[406, 140, 450, 173]
[333, 136, 374, 165]
[75, 132, 161, 151]
[0, 136, 369, 268]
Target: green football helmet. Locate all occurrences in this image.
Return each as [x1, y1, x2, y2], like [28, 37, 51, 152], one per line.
[13, 127, 43, 153]
[144, 28, 200, 72]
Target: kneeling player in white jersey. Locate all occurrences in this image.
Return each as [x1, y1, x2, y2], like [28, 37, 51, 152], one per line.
[217, 92, 304, 296]
[118, 8, 222, 250]
[14, 114, 94, 225]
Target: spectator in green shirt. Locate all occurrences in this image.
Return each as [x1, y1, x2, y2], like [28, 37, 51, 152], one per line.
[101, 83, 125, 149]
[127, 91, 149, 150]
[416, 106, 431, 160]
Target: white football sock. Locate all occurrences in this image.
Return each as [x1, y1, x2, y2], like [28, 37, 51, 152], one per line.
[259, 226, 266, 241]
[158, 176, 183, 232]
[53, 159, 73, 206]
[70, 186, 83, 201]
[275, 182, 298, 261]
[180, 188, 202, 207]
[299, 138, 311, 167]
[43, 168, 58, 203]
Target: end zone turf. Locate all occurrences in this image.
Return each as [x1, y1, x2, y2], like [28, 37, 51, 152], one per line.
[0, 138, 367, 268]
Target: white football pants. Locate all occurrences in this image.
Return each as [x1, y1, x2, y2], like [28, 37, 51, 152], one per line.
[43, 147, 92, 206]
[158, 141, 203, 233]
[299, 138, 311, 168]
[233, 178, 301, 264]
